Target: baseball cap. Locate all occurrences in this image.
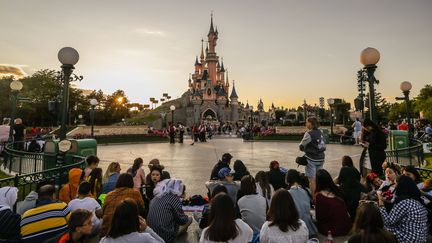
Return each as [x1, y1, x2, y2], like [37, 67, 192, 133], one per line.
[218, 167, 235, 179]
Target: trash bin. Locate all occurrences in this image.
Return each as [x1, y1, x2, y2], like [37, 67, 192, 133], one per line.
[320, 128, 329, 144]
[388, 130, 409, 151]
[43, 140, 59, 170]
[65, 139, 97, 164]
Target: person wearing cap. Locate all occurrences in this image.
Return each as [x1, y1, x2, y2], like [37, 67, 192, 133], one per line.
[210, 153, 233, 180]
[206, 167, 240, 203]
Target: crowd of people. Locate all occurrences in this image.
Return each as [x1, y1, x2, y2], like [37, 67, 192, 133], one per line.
[0, 116, 431, 243]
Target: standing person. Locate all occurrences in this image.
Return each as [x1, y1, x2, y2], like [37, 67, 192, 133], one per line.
[210, 153, 232, 180]
[362, 119, 387, 177]
[237, 175, 267, 235]
[348, 203, 396, 243]
[200, 193, 253, 243]
[266, 161, 287, 190]
[168, 122, 176, 144]
[46, 209, 93, 243]
[100, 199, 164, 243]
[0, 119, 10, 144]
[0, 186, 21, 242]
[352, 118, 362, 145]
[255, 171, 274, 206]
[21, 185, 71, 243]
[147, 179, 192, 243]
[13, 118, 26, 150]
[286, 169, 318, 237]
[315, 169, 352, 237]
[299, 117, 326, 195]
[178, 123, 185, 143]
[378, 175, 428, 243]
[260, 189, 309, 243]
[127, 157, 146, 190]
[102, 162, 121, 194]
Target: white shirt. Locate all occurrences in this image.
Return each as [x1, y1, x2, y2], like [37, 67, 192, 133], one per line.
[259, 220, 309, 243]
[68, 197, 101, 226]
[0, 125, 10, 142]
[100, 228, 164, 243]
[200, 219, 253, 243]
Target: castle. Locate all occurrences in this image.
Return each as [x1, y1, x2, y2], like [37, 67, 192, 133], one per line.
[184, 15, 243, 127]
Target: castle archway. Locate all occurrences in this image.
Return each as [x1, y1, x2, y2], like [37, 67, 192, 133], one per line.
[201, 109, 218, 121]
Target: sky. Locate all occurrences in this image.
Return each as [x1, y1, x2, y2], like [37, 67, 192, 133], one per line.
[1, 0, 431, 109]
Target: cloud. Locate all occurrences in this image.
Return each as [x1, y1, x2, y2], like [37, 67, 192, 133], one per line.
[134, 28, 166, 37]
[0, 64, 27, 78]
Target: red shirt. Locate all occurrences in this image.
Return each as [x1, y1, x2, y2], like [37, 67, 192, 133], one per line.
[397, 123, 408, 131]
[315, 193, 352, 236]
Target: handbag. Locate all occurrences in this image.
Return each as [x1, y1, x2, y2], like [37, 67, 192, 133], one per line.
[295, 156, 308, 166]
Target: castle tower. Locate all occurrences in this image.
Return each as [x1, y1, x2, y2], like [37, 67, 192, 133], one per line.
[206, 14, 219, 86]
[230, 80, 239, 121]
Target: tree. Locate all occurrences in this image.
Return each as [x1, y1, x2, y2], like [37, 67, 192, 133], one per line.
[414, 84, 432, 120]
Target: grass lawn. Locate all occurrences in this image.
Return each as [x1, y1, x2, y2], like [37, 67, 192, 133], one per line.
[425, 154, 432, 169]
[0, 169, 11, 179]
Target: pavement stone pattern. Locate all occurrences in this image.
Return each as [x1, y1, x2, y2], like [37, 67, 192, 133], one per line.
[97, 138, 361, 243]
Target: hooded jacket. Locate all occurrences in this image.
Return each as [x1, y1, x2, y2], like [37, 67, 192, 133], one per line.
[59, 168, 83, 204]
[17, 191, 38, 215]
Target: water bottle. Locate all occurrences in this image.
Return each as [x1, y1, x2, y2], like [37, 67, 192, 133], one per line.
[327, 230, 333, 243]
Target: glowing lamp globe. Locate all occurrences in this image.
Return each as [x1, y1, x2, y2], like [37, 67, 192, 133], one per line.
[170, 105, 176, 111]
[58, 47, 79, 65]
[360, 47, 380, 66]
[327, 98, 335, 105]
[10, 80, 23, 91]
[400, 81, 412, 92]
[90, 99, 98, 106]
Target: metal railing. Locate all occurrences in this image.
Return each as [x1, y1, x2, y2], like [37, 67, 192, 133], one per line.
[0, 155, 86, 201]
[3, 141, 56, 174]
[385, 139, 425, 167]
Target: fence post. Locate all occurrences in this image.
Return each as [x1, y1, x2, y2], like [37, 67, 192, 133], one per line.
[19, 154, 22, 175]
[34, 154, 38, 173]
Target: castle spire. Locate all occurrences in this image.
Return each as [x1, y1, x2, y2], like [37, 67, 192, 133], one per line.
[200, 39, 205, 60]
[208, 12, 215, 35]
[195, 56, 199, 66]
[220, 57, 225, 72]
[230, 80, 238, 99]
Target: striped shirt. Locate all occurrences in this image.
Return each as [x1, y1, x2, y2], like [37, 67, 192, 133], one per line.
[147, 193, 189, 243]
[20, 201, 71, 243]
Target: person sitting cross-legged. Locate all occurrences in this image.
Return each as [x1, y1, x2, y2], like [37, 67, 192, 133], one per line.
[21, 185, 71, 243]
[0, 186, 21, 242]
[147, 179, 192, 243]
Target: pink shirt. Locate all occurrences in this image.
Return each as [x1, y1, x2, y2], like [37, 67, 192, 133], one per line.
[133, 168, 146, 189]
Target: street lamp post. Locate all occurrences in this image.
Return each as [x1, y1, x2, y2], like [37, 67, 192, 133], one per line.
[8, 80, 23, 142]
[170, 105, 176, 124]
[399, 81, 413, 138]
[360, 47, 381, 122]
[58, 47, 79, 140]
[90, 99, 98, 137]
[160, 112, 167, 129]
[327, 98, 335, 137]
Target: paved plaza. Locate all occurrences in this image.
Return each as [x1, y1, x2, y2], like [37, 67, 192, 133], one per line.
[97, 137, 364, 196]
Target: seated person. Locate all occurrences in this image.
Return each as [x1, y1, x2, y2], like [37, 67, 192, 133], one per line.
[0, 187, 21, 242]
[206, 167, 240, 203]
[46, 209, 93, 243]
[21, 185, 71, 243]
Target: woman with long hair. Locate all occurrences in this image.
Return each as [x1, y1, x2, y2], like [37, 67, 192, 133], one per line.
[379, 175, 428, 243]
[100, 199, 164, 243]
[260, 189, 309, 243]
[127, 157, 146, 190]
[102, 162, 121, 194]
[286, 169, 318, 237]
[362, 119, 387, 177]
[200, 193, 253, 243]
[377, 163, 400, 211]
[255, 171, 274, 205]
[315, 169, 351, 236]
[233, 160, 250, 181]
[336, 155, 362, 221]
[237, 175, 267, 234]
[87, 167, 103, 199]
[348, 203, 396, 243]
[145, 165, 163, 201]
